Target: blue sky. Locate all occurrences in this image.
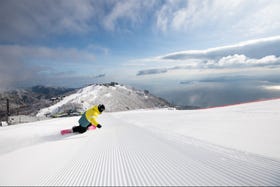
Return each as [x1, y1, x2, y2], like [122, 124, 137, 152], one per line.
[1, 0, 280, 107]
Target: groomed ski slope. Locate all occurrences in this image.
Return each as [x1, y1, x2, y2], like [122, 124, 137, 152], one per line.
[0, 99, 280, 186]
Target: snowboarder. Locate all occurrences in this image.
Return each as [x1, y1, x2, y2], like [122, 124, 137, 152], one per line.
[61, 104, 105, 135]
[73, 104, 105, 133]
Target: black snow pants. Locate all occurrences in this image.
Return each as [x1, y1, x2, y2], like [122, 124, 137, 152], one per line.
[72, 124, 91, 134]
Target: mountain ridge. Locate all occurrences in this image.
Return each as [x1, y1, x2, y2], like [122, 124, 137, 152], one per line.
[0, 85, 76, 121]
[37, 82, 173, 117]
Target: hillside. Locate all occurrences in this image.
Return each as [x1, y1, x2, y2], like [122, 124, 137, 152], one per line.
[0, 86, 75, 120]
[0, 99, 280, 185]
[37, 83, 172, 117]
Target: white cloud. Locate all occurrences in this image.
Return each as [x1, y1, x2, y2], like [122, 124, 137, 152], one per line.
[264, 85, 280, 90]
[156, 0, 183, 32]
[103, 1, 140, 31]
[216, 55, 280, 68]
[155, 0, 280, 38]
[170, 0, 211, 30]
[158, 36, 280, 60]
[103, 0, 159, 31]
[232, 2, 280, 36]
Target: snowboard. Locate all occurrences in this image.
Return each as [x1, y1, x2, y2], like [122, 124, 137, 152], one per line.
[60, 125, 96, 135]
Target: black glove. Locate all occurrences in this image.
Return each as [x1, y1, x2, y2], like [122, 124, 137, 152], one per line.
[97, 124, 102, 128]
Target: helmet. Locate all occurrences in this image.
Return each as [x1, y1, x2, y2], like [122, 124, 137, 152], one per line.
[98, 104, 105, 113]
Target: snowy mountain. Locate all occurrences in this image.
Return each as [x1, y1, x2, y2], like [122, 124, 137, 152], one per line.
[0, 99, 280, 186]
[37, 82, 172, 117]
[0, 86, 75, 119]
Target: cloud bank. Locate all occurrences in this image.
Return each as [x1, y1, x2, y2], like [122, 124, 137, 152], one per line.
[137, 36, 280, 76]
[160, 36, 280, 60]
[0, 45, 96, 89]
[137, 68, 168, 76]
[94, 74, 106, 78]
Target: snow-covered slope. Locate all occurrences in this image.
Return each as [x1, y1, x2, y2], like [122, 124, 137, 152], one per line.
[0, 99, 280, 186]
[37, 83, 171, 117]
[112, 98, 280, 160]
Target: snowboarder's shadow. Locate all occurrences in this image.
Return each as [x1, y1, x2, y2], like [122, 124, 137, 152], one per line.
[42, 132, 89, 143]
[0, 132, 91, 155]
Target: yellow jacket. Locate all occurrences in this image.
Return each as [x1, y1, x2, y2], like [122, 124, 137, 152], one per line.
[85, 105, 101, 126]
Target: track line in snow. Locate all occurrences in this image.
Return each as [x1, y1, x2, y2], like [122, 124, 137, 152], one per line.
[42, 114, 280, 186]
[136, 124, 280, 186]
